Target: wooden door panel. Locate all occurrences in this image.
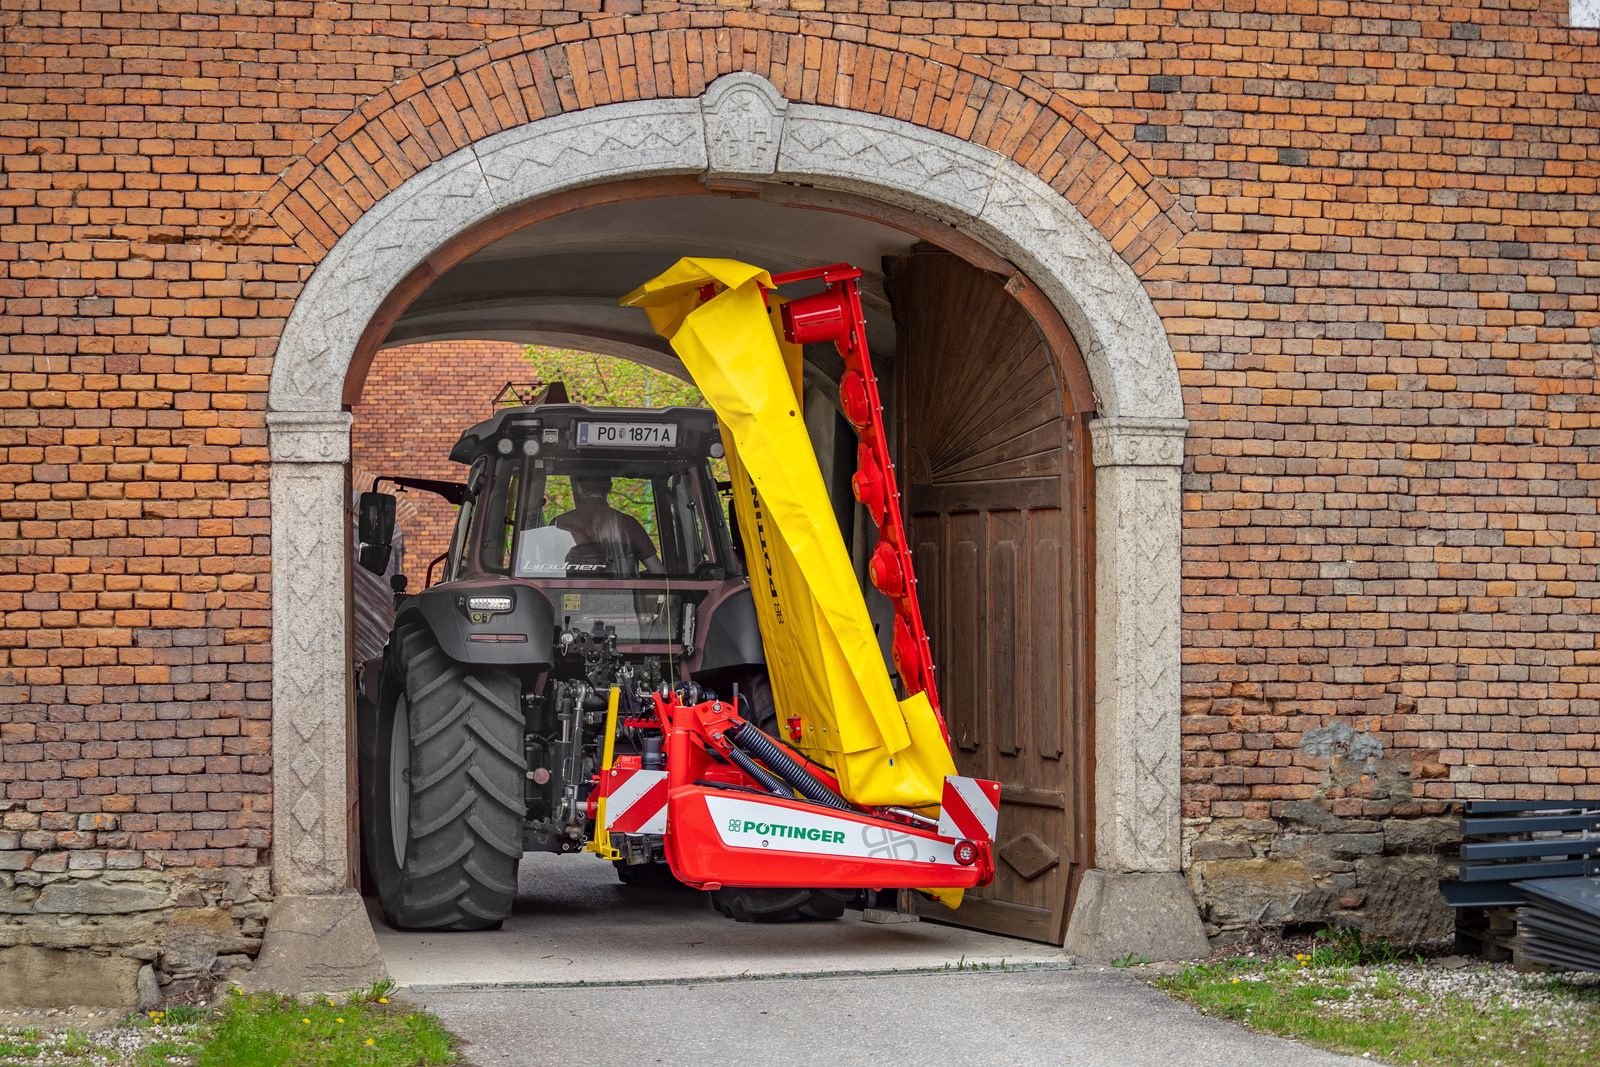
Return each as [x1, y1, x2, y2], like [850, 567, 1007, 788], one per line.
[946, 528, 982, 755]
[891, 249, 1090, 943]
[1031, 519, 1066, 762]
[987, 512, 1022, 759]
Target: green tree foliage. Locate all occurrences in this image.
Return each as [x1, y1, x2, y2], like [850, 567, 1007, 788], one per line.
[514, 347, 715, 541]
[512, 346, 707, 410]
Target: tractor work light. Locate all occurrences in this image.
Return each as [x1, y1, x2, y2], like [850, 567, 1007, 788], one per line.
[467, 596, 513, 613]
[496, 437, 514, 455]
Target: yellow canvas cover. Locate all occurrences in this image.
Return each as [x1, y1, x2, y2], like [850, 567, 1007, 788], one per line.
[621, 258, 957, 810]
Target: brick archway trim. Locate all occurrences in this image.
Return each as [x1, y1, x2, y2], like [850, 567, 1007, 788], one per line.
[256, 25, 1191, 279]
[254, 76, 1203, 987]
[268, 76, 1184, 423]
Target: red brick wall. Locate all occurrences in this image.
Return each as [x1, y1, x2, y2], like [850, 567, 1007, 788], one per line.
[2, 3, 1598, 948]
[351, 340, 536, 578]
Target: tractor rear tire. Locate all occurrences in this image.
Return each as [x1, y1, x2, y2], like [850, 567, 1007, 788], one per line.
[709, 887, 850, 922]
[614, 861, 682, 889]
[736, 670, 779, 737]
[361, 619, 526, 931]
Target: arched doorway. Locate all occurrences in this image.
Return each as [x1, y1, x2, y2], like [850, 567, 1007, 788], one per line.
[257, 74, 1200, 987]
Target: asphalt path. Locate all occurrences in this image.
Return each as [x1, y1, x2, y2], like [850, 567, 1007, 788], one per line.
[416, 967, 1365, 1067]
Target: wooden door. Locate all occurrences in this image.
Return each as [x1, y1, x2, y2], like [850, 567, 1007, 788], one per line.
[888, 250, 1094, 942]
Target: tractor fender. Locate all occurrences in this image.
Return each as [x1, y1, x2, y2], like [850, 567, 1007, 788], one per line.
[395, 580, 556, 670]
[690, 584, 766, 678]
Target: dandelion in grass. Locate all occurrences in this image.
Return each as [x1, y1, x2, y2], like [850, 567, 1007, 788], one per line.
[336, 1017, 345, 1024]
[301, 1018, 310, 1025]
[365, 1038, 376, 1046]
[377, 997, 389, 1004]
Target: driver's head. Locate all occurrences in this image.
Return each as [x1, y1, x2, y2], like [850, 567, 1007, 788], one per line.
[571, 475, 612, 505]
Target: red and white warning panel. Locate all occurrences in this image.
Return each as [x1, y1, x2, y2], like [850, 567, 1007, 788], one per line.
[603, 767, 668, 834]
[936, 775, 1001, 844]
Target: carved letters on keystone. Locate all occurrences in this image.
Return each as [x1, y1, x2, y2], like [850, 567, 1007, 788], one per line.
[701, 73, 787, 175]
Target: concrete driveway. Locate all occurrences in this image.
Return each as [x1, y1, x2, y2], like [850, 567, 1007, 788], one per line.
[373, 855, 1361, 1066]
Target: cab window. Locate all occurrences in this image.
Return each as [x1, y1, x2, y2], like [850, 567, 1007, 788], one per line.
[445, 457, 485, 581]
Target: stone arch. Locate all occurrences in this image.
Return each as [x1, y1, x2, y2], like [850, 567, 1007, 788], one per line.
[257, 75, 1201, 983]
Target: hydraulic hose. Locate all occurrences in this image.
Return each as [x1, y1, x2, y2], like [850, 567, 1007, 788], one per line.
[725, 748, 794, 798]
[726, 721, 853, 812]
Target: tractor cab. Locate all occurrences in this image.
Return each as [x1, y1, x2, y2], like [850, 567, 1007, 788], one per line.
[442, 402, 739, 646]
[449, 403, 735, 577]
[358, 392, 750, 663]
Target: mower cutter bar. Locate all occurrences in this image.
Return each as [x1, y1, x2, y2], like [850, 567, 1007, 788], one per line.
[602, 691, 998, 892]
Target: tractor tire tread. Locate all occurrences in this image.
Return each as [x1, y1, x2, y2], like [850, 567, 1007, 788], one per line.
[366, 619, 524, 931]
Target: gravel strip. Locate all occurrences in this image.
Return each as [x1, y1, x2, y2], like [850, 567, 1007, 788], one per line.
[0, 1011, 203, 1066]
[1207, 959, 1600, 1027]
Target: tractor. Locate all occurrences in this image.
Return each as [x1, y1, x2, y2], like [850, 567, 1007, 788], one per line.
[353, 393, 813, 927]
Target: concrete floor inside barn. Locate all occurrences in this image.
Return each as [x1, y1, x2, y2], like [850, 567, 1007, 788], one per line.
[368, 853, 1067, 989]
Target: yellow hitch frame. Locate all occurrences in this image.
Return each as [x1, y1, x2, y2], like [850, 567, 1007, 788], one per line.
[584, 686, 623, 862]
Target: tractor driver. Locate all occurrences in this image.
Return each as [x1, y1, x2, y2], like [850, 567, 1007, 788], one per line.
[554, 476, 667, 576]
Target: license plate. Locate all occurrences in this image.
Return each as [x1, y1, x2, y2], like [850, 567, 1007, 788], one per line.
[577, 421, 678, 448]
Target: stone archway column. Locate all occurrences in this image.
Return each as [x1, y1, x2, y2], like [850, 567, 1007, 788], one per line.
[1064, 416, 1209, 961]
[244, 411, 386, 991]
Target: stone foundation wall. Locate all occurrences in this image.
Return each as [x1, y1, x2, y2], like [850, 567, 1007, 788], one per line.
[1188, 811, 1458, 945]
[1183, 715, 1461, 943]
[0, 867, 269, 1008]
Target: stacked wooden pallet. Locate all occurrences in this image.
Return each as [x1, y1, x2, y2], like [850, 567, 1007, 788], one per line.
[1514, 877, 1600, 972]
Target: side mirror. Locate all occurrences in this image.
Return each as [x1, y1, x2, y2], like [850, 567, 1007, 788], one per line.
[357, 491, 396, 574]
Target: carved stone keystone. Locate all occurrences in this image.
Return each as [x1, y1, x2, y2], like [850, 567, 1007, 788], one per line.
[702, 72, 788, 175]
